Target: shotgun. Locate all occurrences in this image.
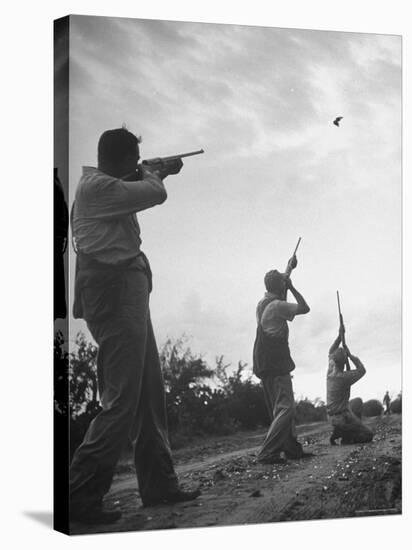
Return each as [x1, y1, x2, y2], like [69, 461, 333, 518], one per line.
[141, 149, 204, 177]
[143, 149, 204, 166]
[337, 290, 351, 371]
[284, 237, 301, 298]
[285, 237, 301, 277]
[126, 149, 205, 181]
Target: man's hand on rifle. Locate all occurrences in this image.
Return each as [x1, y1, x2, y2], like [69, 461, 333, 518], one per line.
[163, 158, 184, 176]
[286, 255, 298, 273]
[144, 158, 183, 179]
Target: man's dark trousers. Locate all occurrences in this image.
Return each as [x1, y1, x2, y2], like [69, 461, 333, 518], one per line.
[69, 267, 179, 511]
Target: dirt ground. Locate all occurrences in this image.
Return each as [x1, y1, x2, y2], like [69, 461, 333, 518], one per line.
[70, 414, 401, 535]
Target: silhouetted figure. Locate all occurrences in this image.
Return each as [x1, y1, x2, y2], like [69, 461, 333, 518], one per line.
[383, 391, 391, 415]
[54, 168, 68, 320]
[333, 116, 343, 127]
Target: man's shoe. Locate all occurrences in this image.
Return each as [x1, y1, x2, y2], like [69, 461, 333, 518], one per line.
[70, 506, 122, 525]
[142, 487, 201, 507]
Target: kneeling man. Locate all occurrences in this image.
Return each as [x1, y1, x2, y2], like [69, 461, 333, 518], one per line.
[327, 325, 374, 445]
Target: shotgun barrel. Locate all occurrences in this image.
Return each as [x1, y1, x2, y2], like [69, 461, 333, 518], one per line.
[337, 290, 351, 371]
[143, 149, 204, 165]
[285, 237, 302, 276]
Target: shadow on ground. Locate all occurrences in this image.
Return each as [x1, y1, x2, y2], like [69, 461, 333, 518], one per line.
[24, 511, 53, 529]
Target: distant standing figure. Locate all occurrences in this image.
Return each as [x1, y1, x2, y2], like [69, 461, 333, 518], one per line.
[327, 325, 374, 445]
[253, 260, 311, 463]
[383, 391, 391, 415]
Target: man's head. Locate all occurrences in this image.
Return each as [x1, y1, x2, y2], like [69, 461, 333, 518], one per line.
[264, 270, 287, 297]
[331, 347, 347, 370]
[97, 128, 140, 178]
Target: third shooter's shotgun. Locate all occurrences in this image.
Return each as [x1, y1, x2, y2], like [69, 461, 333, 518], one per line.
[284, 237, 301, 298]
[336, 290, 351, 371]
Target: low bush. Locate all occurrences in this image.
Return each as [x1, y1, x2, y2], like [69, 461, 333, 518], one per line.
[363, 399, 383, 417]
[390, 397, 402, 414]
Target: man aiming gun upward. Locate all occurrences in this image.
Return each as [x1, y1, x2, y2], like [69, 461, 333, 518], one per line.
[327, 298, 374, 445]
[253, 240, 312, 464]
[70, 127, 201, 525]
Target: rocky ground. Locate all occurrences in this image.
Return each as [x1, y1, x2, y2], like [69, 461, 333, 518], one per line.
[70, 414, 401, 535]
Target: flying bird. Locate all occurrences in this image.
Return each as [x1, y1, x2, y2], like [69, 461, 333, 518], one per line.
[333, 116, 343, 127]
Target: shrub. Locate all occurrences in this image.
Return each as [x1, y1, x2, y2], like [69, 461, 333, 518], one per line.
[295, 398, 327, 425]
[390, 397, 402, 414]
[363, 399, 383, 417]
[67, 333, 358, 452]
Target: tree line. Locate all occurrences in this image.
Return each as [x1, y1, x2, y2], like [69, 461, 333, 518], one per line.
[53, 331, 401, 458]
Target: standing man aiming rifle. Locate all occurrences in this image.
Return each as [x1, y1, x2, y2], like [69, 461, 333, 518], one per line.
[253, 239, 312, 464]
[326, 292, 374, 445]
[70, 127, 201, 525]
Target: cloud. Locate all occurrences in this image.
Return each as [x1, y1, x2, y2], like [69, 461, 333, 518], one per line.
[67, 17, 401, 400]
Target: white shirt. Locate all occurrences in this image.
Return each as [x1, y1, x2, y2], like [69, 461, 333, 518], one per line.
[326, 356, 365, 415]
[256, 292, 299, 339]
[72, 166, 167, 265]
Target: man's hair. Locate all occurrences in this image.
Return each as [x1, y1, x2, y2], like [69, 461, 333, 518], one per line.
[264, 270, 285, 294]
[98, 128, 139, 167]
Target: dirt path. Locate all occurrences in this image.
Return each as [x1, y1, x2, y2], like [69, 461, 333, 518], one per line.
[70, 415, 401, 535]
[112, 420, 330, 493]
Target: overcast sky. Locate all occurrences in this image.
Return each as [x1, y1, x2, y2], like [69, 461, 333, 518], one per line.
[60, 15, 401, 401]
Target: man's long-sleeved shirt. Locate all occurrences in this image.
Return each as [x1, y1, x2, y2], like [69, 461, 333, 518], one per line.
[72, 166, 167, 265]
[326, 356, 366, 415]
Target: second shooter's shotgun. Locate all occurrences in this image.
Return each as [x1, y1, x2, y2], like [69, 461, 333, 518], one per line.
[285, 237, 302, 277]
[284, 237, 301, 298]
[336, 290, 351, 371]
